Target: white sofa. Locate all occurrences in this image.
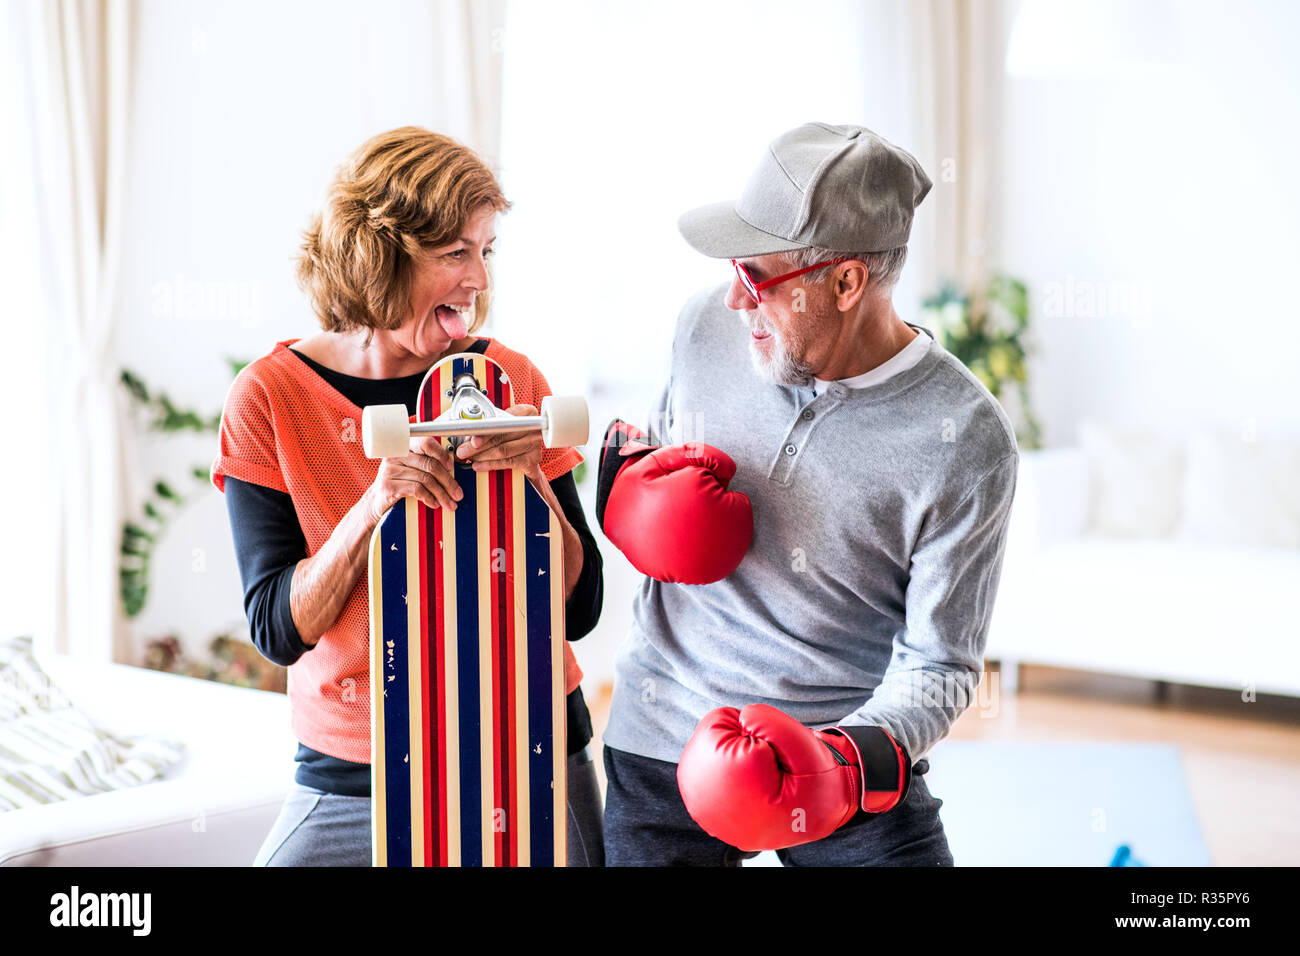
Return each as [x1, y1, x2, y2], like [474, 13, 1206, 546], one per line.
[986, 445, 1300, 697]
[0, 654, 296, 865]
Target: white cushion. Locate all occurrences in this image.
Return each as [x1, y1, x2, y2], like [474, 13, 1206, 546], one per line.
[1079, 421, 1185, 537]
[1006, 448, 1090, 552]
[0, 636, 185, 810]
[1179, 430, 1300, 549]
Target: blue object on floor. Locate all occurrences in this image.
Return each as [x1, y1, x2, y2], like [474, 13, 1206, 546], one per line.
[1110, 844, 1146, 866]
[921, 741, 1211, 866]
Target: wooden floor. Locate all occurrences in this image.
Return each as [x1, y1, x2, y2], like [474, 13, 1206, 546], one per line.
[585, 664, 1300, 866]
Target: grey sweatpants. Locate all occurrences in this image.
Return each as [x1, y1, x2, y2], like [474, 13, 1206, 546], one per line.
[253, 746, 605, 866]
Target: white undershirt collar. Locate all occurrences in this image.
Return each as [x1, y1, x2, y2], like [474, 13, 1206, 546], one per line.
[811, 324, 932, 397]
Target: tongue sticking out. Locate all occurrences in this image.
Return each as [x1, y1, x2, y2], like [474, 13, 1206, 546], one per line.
[436, 305, 469, 339]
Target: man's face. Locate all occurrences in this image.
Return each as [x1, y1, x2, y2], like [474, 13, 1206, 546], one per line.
[724, 253, 838, 386]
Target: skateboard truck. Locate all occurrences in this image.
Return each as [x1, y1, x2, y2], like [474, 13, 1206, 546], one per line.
[361, 370, 589, 460]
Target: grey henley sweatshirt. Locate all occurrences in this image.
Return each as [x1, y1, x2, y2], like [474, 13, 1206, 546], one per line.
[604, 283, 1020, 766]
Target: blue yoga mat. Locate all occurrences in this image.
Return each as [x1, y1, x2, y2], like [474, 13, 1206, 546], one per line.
[744, 740, 1211, 867]
[921, 740, 1211, 866]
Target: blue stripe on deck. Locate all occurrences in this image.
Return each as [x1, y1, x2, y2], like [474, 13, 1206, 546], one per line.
[379, 504, 411, 866]
[524, 488, 554, 866]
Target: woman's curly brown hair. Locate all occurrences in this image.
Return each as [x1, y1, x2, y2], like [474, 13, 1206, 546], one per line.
[296, 127, 510, 346]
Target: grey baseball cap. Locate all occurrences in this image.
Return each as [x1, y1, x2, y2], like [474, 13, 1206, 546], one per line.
[678, 122, 932, 259]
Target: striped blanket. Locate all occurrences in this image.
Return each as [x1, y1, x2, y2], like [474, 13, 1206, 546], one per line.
[0, 636, 185, 811]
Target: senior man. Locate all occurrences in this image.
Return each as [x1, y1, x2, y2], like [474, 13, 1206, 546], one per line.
[595, 122, 1019, 866]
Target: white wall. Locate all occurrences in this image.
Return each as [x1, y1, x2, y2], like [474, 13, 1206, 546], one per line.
[991, 0, 1300, 446]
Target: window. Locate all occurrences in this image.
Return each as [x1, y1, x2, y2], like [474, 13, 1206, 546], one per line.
[492, 0, 923, 404]
[0, 6, 52, 641]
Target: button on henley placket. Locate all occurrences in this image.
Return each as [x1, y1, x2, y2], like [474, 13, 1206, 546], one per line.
[768, 387, 842, 485]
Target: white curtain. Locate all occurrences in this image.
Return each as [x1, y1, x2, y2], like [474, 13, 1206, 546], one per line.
[23, 0, 136, 662]
[909, 0, 999, 297]
[435, 0, 507, 164]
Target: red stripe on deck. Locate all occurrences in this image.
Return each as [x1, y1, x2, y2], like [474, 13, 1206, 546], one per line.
[494, 467, 510, 866]
[491, 361, 509, 867]
[486, 360, 515, 867]
[419, 499, 432, 867]
[421, 367, 444, 866]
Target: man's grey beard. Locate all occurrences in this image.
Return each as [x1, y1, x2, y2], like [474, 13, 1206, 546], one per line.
[748, 323, 813, 386]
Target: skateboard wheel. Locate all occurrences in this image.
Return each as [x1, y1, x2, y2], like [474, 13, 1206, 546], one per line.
[362, 404, 412, 458]
[540, 395, 589, 448]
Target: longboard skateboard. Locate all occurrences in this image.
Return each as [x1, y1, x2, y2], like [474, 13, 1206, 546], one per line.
[363, 351, 588, 866]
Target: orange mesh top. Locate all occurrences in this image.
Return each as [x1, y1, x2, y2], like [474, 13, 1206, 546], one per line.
[211, 337, 585, 764]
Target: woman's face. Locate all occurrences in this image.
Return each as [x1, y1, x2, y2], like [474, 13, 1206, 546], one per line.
[397, 203, 497, 357]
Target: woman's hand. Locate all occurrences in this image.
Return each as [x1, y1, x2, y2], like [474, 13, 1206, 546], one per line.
[362, 434, 465, 524]
[454, 404, 545, 483]
[445, 403, 586, 601]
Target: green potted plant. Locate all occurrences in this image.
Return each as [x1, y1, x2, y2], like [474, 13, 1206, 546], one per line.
[119, 359, 248, 616]
[922, 274, 1042, 449]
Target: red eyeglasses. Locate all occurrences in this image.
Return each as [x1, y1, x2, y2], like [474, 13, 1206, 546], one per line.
[731, 257, 851, 304]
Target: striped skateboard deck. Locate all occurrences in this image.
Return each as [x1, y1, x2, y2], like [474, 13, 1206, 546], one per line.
[368, 351, 566, 867]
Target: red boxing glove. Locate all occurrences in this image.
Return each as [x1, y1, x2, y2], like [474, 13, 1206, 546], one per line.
[676, 704, 911, 852]
[595, 419, 752, 584]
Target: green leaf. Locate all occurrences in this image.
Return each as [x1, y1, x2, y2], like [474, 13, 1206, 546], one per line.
[154, 480, 183, 501]
[988, 344, 1014, 381]
[123, 589, 147, 617]
[120, 559, 150, 615]
[123, 522, 155, 542]
[120, 369, 150, 404]
[987, 274, 1029, 330]
[175, 411, 205, 432]
[121, 539, 151, 558]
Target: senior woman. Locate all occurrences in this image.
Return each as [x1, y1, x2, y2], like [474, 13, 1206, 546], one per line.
[210, 127, 605, 866]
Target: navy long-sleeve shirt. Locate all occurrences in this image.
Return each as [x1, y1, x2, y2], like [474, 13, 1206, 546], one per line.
[223, 338, 601, 796]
